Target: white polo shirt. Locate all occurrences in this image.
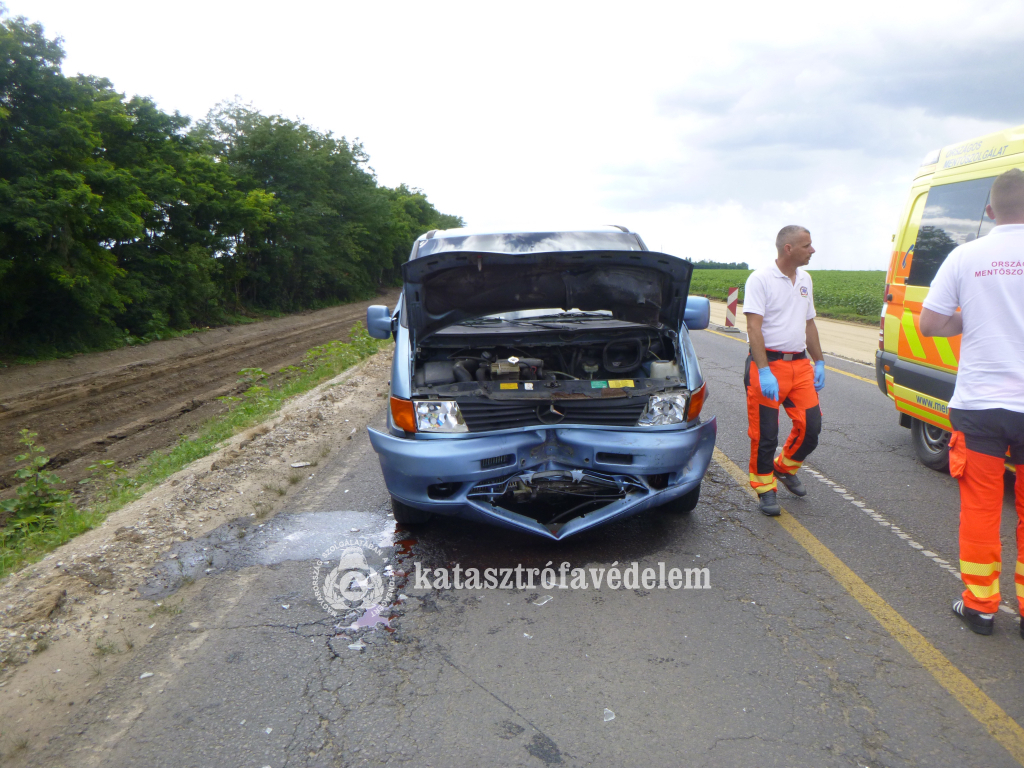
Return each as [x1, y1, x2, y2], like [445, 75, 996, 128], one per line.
[743, 264, 816, 353]
[922, 223, 1024, 413]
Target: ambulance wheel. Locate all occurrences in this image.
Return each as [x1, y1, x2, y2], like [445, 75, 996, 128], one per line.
[664, 484, 701, 514]
[911, 418, 950, 473]
[391, 497, 432, 525]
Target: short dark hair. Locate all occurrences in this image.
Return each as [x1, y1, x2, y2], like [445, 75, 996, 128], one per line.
[991, 168, 1024, 219]
[776, 225, 809, 251]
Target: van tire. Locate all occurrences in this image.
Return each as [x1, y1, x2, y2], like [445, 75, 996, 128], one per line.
[911, 418, 950, 473]
[664, 484, 700, 514]
[391, 497, 432, 525]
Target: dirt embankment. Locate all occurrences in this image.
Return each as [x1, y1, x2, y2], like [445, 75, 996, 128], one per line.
[0, 351, 393, 760]
[0, 290, 401, 494]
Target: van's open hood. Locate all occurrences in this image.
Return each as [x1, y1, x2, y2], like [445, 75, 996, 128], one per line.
[402, 250, 693, 344]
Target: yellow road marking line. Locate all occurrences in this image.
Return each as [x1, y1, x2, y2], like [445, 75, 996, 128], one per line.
[704, 328, 746, 342]
[702, 328, 876, 384]
[712, 446, 1024, 766]
[825, 366, 875, 384]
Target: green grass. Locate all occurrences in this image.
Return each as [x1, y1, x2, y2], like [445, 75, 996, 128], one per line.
[689, 269, 885, 324]
[0, 324, 388, 579]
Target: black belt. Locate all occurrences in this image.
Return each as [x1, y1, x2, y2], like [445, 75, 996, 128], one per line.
[764, 350, 806, 361]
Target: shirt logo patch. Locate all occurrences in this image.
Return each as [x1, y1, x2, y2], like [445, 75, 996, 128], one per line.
[800, 286, 809, 297]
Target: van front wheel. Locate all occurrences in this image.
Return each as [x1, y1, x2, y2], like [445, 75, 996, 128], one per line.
[663, 484, 700, 514]
[911, 418, 950, 473]
[391, 497, 432, 525]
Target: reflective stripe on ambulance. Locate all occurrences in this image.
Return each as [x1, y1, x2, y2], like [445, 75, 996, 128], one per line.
[891, 383, 953, 431]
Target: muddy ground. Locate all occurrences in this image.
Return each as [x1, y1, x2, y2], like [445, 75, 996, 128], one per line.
[0, 348, 393, 761]
[0, 289, 401, 495]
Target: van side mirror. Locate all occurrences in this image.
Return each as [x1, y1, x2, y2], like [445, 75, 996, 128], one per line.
[683, 296, 710, 331]
[366, 305, 393, 339]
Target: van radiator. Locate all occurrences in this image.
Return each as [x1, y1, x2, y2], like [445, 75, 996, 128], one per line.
[456, 397, 647, 432]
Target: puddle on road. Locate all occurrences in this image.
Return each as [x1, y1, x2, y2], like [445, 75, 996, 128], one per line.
[140, 510, 398, 599]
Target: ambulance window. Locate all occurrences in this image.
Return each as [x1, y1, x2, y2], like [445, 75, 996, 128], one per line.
[907, 177, 995, 286]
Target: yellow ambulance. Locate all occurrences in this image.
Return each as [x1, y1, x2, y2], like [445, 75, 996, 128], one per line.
[876, 124, 1024, 471]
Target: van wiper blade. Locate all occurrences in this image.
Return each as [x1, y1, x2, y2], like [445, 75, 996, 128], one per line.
[528, 312, 616, 323]
[458, 318, 573, 330]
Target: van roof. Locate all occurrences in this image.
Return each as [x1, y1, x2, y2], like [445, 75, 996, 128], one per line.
[921, 123, 1024, 180]
[417, 225, 633, 241]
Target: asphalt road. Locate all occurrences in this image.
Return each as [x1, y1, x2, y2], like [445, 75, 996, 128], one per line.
[30, 327, 1024, 768]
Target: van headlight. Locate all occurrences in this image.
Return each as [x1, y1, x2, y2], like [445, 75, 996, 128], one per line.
[415, 400, 468, 432]
[637, 393, 689, 426]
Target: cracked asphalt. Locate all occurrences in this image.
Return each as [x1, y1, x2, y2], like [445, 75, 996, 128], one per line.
[21, 328, 1024, 768]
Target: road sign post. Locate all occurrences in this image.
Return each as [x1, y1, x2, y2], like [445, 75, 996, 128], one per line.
[725, 287, 740, 332]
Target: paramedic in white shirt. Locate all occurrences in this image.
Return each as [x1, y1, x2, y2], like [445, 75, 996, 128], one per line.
[920, 167, 1024, 638]
[743, 225, 826, 516]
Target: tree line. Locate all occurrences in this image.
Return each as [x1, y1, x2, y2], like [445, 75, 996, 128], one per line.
[0, 10, 462, 356]
[691, 260, 749, 270]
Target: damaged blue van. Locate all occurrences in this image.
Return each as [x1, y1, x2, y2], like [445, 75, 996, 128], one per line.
[365, 227, 716, 540]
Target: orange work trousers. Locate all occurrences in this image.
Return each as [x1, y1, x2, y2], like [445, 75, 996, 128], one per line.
[745, 355, 822, 495]
[948, 408, 1024, 614]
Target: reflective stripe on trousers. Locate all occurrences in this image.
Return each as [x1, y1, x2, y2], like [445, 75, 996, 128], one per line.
[947, 414, 1024, 614]
[745, 356, 821, 495]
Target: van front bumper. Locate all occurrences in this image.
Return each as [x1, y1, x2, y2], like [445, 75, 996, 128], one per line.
[367, 418, 717, 540]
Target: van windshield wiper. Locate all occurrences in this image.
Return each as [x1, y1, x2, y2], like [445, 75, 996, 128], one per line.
[458, 318, 574, 330]
[529, 312, 615, 323]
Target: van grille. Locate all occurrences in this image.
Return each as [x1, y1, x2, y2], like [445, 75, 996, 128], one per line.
[457, 397, 647, 432]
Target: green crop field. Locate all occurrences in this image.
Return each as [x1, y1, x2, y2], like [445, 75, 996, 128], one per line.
[688, 269, 885, 324]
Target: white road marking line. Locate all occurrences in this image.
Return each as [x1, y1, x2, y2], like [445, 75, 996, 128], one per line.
[824, 352, 874, 368]
[801, 465, 1019, 615]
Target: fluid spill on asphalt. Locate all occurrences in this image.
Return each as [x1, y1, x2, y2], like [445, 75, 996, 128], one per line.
[139, 466, 729, 600]
[140, 510, 397, 599]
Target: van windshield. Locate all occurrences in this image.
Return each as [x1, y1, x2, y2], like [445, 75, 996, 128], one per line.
[908, 178, 995, 286]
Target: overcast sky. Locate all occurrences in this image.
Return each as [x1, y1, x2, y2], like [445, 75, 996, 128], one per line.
[9, 0, 1024, 269]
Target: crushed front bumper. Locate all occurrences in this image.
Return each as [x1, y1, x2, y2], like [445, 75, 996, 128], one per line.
[367, 419, 717, 540]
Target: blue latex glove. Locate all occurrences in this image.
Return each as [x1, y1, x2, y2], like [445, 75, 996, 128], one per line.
[813, 360, 826, 391]
[757, 366, 779, 401]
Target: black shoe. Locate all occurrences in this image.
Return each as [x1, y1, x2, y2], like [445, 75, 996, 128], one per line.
[774, 470, 807, 497]
[758, 490, 781, 516]
[953, 599, 994, 635]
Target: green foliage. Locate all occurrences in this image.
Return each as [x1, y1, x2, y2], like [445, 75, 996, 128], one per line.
[0, 11, 461, 358]
[1, 430, 72, 534]
[237, 367, 267, 385]
[0, 430, 103, 576]
[686, 269, 752, 303]
[692, 260, 749, 269]
[78, 458, 139, 504]
[688, 269, 885, 324]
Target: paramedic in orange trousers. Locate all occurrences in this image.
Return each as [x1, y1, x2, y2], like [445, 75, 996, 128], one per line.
[744, 225, 826, 516]
[920, 168, 1024, 638]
